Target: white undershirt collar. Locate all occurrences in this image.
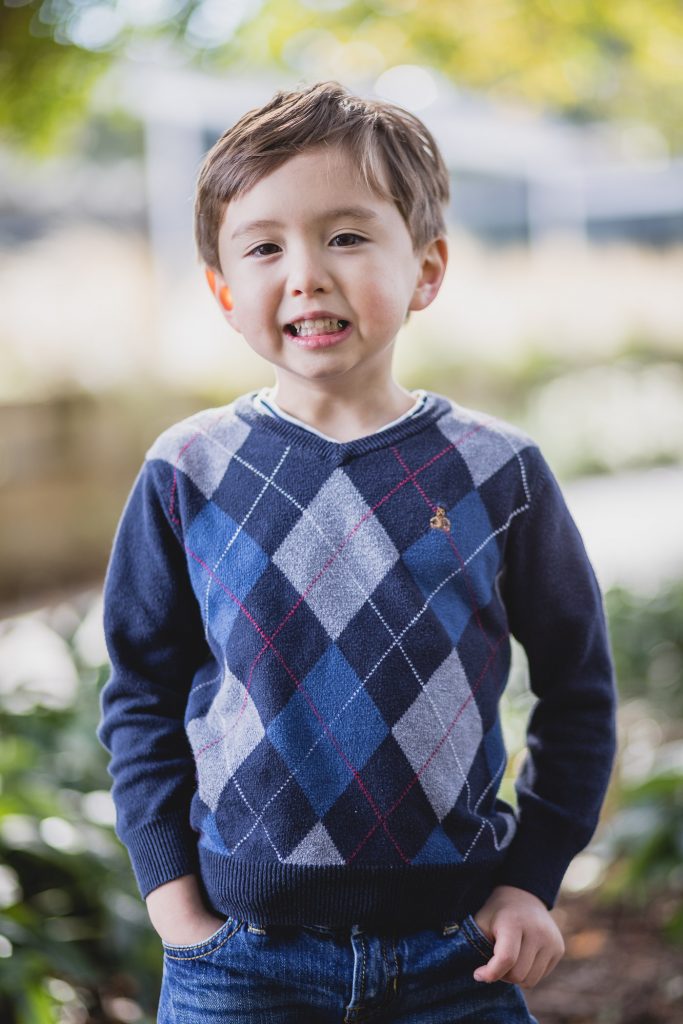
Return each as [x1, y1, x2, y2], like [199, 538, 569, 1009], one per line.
[252, 388, 427, 444]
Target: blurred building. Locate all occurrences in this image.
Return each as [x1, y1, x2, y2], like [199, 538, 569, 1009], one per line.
[124, 64, 683, 267]
[3, 63, 682, 258]
[1, 63, 682, 609]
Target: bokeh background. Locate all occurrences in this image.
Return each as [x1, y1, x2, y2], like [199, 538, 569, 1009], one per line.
[1, 2, 682, 1021]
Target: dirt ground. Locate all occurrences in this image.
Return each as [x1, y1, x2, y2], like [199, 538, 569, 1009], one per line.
[525, 891, 683, 1024]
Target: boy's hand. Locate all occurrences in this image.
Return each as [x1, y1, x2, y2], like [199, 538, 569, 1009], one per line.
[471, 884, 565, 989]
[146, 874, 227, 946]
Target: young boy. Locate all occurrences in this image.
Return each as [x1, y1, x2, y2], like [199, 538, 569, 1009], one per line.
[99, 81, 617, 1023]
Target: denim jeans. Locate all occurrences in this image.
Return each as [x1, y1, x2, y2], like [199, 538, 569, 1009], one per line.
[157, 913, 538, 1023]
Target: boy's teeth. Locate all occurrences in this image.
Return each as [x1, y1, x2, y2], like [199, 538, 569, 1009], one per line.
[289, 318, 346, 337]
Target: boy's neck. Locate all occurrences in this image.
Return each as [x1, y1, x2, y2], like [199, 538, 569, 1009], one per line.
[267, 377, 417, 443]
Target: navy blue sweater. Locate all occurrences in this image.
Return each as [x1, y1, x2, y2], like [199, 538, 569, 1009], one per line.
[98, 391, 616, 928]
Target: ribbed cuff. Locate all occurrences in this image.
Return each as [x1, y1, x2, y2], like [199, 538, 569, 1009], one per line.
[122, 813, 199, 898]
[495, 811, 591, 909]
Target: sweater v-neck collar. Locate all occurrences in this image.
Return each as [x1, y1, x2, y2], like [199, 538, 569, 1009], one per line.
[254, 388, 428, 443]
[234, 391, 451, 463]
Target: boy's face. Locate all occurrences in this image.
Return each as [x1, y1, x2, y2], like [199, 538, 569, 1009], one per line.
[214, 145, 446, 402]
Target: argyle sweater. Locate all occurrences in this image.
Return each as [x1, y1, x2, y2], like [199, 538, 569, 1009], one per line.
[98, 390, 616, 928]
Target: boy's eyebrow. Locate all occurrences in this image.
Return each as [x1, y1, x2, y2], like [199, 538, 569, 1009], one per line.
[230, 206, 380, 240]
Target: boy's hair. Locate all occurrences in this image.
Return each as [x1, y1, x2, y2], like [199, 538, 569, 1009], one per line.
[195, 80, 450, 270]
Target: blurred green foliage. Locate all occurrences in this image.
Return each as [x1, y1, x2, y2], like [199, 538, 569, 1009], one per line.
[239, 0, 683, 149]
[606, 582, 683, 716]
[597, 582, 683, 933]
[0, 576, 681, 1021]
[2, 0, 683, 152]
[0, 1, 108, 155]
[602, 764, 683, 941]
[0, 600, 160, 1024]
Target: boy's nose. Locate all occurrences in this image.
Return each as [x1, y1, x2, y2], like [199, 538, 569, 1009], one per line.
[287, 250, 333, 297]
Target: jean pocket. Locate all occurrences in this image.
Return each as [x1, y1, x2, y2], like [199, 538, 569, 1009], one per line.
[162, 917, 242, 961]
[461, 914, 495, 962]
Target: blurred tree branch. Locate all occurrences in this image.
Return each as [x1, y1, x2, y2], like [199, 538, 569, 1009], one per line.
[1, 0, 682, 153]
[0, 1, 109, 153]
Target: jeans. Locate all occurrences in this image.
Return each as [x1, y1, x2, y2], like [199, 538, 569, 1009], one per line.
[157, 913, 538, 1023]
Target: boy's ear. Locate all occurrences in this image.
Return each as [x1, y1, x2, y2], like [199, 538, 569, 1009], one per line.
[204, 266, 241, 333]
[408, 237, 448, 313]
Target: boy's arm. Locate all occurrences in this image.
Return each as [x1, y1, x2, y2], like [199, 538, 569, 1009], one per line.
[498, 450, 618, 910]
[468, 450, 617, 988]
[98, 460, 211, 901]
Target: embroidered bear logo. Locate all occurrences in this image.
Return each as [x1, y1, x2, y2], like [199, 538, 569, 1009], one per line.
[429, 506, 451, 532]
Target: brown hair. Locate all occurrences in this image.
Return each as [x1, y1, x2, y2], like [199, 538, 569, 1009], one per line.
[194, 80, 450, 270]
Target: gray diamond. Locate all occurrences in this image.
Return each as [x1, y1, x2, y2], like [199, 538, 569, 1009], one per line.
[148, 406, 250, 499]
[187, 665, 265, 811]
[272, 469, 399, 638]
[285, 822, 344, 865]
[392, 650, 483, 821]
[437, 408, 530, 489]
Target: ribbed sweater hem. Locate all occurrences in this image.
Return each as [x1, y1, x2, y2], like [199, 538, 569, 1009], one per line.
[199, 850, 499, 929]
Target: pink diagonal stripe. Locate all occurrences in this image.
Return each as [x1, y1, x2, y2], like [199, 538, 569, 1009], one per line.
[168, 410, 229, 526]
[171, 412, 490, 864]
[241, 422, 489, 709]
[184, 543, 410, 862]
[391, 446, 496, 656]
[347, 632, 508, 863]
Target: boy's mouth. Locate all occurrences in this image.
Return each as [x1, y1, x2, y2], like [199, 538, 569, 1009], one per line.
[285, 318, 350, 338]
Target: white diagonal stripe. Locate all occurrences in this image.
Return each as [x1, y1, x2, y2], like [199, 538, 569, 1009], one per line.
[177, 414, 531, 861]
[202, 445, 290, 637]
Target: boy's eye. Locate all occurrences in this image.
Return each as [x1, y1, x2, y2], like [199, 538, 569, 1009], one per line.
[247, 242, 281, 257]
[330, 233, 364, 247]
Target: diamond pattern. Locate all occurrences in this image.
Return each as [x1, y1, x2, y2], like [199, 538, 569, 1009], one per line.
[268, 646, 388, 817]
[211, 440, 329, 555]
[146, 395, 535, 871]
[186, 499, 269, 645]
[413, 824, 464, 865]
[392, 650, 483, 822]
[437, 406, 529, 489]
[272, 469, 400, 639]
[187, 665, 265, 811]
[401, 489, 499, 645]
[214, 740, 318, 860]
[148, 406, 250, 499]
[285, 823, 344, 865]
